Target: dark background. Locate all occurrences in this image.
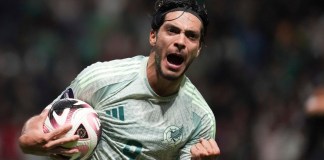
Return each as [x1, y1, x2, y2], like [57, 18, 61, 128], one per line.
[0, 0, 324, 159]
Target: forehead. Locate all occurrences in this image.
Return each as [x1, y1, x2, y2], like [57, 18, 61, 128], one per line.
[163, 11, 202, 31]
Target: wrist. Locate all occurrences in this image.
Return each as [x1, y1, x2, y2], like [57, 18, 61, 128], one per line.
[18, 135, 29, 153]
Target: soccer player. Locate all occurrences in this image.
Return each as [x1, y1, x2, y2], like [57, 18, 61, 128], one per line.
[18, 0, 220, 159]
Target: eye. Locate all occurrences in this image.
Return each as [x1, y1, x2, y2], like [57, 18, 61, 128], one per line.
[186, 31, 199, 41]
[167, 26, 179, 34]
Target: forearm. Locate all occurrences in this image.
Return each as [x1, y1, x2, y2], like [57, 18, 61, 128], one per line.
[20, 115, 37, 135]
[19, 135, 47, 155]
[19, 115, 46, 155]
[18, 109, 80, 158]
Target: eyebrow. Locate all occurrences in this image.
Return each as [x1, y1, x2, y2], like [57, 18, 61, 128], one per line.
[163, 23, 201, 35]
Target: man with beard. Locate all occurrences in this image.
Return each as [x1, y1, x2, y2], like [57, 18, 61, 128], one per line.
[18, 0, 220, 159]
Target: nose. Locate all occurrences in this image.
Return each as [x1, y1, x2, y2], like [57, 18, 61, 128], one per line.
[174, 34, 186, 51]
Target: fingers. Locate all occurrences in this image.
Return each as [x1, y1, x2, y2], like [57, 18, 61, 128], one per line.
[191, 138, 220, 159]
[48, 124, 73, 140]
[191, 141, 204, 158]
[43, 124, 79, 150]
[51, 147, 80, 155]
[19, 108, 80, 156]
[195, 140, 209, 155]
[191, 144, 204, 160]
[200, 139, 220, 155]
[190, 145, 199, 156]
[208, 139, 220, 155]
[49, 148, 79, 160]
[44, 134, 79, 150]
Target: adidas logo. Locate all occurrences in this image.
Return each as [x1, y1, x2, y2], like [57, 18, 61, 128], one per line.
[106, 106, 125, 121]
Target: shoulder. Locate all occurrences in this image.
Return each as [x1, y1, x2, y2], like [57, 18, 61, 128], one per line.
[181, 78, 216, 137]
[181, 78, 209, 109]
[75, 56, 145, 87]
[77, 56, 145, 79]
[182, 78, 215, 121]
[70, 56, 146, 99]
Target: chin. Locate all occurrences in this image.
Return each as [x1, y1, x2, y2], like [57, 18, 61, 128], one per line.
[161, 70, 185, 81]
[155, 55, 187, 81]
[163, 75, 180, 81]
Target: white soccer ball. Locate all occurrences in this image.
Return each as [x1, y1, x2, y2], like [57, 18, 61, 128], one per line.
[43, 98, 101, 160]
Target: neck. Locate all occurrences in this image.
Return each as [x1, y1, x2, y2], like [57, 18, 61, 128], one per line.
[146, 54, 183, 97]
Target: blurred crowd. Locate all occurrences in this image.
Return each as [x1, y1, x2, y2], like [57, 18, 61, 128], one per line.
[0, 0, 323, 160]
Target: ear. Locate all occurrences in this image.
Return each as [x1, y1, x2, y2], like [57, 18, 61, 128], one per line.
[149, 30, 157, 46]
[196, 47, 201, 57]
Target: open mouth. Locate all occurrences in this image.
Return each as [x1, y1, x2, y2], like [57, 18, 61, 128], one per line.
[167, 54, 184, 66]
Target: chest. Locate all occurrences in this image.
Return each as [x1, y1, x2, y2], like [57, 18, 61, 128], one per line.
[96, 98, 195, 155]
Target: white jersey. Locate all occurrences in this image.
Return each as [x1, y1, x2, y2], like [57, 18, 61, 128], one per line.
[56, 55, 216, 160]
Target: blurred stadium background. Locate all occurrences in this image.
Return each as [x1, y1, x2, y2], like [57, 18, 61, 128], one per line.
[0, 0, 324, 159]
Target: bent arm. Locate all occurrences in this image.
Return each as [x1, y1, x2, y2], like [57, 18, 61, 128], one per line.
[180, 112, 220, 159]
[18, 109, 80, 156]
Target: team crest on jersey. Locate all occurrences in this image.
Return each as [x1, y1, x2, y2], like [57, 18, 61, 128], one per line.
[162, 125, 183, 146]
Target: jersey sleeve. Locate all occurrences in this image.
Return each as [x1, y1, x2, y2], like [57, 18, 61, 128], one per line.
[179, 81, 216, 159]
[47, 57, 142, 109]
[45, 61, 109, 108]
[179, 113, 216, 159]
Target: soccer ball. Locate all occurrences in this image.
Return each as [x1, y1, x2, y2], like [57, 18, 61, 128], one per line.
[43, 98, 102, 160]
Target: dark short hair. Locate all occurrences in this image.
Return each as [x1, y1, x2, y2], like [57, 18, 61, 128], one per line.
[151, 0, 209, 44]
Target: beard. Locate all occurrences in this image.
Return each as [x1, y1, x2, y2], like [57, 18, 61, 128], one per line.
[154, 52, 192, 81]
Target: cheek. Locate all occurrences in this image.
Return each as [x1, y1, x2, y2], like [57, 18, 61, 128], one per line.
[186, 40, 200, 52]
[155, 39, 171, 54]
[189, 46, 200, 58]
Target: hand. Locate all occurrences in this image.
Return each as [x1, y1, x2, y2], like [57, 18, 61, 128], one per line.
[190, 138, 220, 160]
[18, 109, 80, 157]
